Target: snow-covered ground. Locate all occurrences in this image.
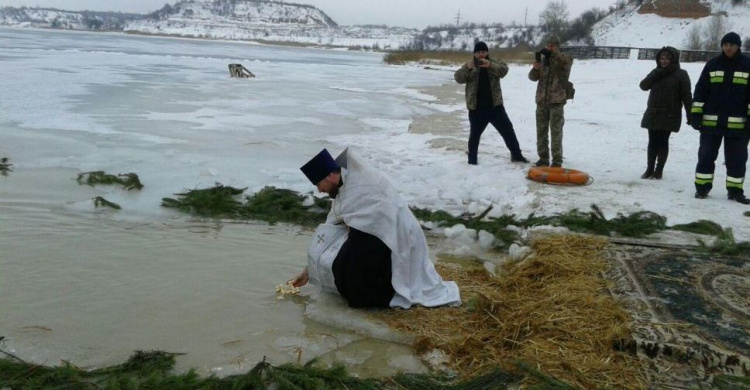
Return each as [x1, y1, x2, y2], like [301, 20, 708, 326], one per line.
[2, 27, 748, 241]
[2, 25, 749, 376]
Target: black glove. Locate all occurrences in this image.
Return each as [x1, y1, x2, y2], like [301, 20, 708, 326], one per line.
[540, 48, 551, 57]
[689, 114, 701, 130]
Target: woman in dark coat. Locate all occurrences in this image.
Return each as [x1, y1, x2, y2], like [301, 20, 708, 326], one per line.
[639, 46, 692, 179]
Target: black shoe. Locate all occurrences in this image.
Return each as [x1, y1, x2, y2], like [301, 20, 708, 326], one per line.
[652, 170, 663, 180]
[695, 191, 708, 199]
[534, 160, 549, 167]
[641, 169, 654, 179]
[728, 193, 750, 204]
[511, 156, 529, 163]
[550, 162, 562, 168]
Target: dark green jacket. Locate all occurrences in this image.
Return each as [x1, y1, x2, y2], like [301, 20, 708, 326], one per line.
[454, 58, 509, 110]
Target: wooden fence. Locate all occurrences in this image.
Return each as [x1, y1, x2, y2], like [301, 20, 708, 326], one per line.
[562, 46, 720, 62]
[561, 46, 631, 60]
[637, 48, 721, 63]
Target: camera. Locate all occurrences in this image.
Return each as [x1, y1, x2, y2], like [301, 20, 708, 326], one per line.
[473, 57, 482, 67]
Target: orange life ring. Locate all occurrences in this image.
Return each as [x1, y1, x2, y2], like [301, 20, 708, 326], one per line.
[527, 167, 591, 185]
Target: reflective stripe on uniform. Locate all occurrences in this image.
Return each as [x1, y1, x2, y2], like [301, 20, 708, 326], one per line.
[702, 114, 718, 127]
[691, 101, 705, 114]
[748, 103, 750, 116]
[734, 72, 749, 85]
[728, 117, 747, 129]
[710, 71, 725, 83]
[727, 176, 744, 189]
[695, 172, 714, 185]
[727, 176, 744, 184]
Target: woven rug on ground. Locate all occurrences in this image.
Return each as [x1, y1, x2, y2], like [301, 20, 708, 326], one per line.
[605, 245, 749, 387]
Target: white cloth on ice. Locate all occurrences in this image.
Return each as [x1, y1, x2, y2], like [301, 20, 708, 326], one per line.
[307, 148, 461, 309]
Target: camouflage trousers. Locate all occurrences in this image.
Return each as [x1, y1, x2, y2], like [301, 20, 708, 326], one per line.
[536, 103, 565, 165]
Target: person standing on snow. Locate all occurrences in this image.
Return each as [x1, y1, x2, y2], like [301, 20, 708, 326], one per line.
[528, 34, 573, 168]
[291, 148, 461, 309]
[454, 41, 529, 165]
[638, 46, 692, 179]
[690, 32, 750, 204]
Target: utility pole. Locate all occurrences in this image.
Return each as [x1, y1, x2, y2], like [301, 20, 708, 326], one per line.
[524, 7, 528, 28]
[455, 10, 461, 27]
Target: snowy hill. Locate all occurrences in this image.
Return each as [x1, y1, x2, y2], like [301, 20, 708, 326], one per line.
[138, 0, 338, 29]
[124, 0, 416, 49]
[0, 7, 142, 30]
[591, 0, 750, 49]
[0, 1, 417, 50]
[405, 24, 545, 50]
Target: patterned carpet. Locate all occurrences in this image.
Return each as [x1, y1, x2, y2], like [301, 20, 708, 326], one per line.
[605, 244, 749, 387]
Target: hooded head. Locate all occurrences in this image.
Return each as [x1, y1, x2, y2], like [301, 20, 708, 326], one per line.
[473, 41, 489, 53]
[655, 46, 680, 68]
[300, 149, 339, 186]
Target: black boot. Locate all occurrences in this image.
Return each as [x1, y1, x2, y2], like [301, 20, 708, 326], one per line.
[728, 189, 750, 205]
[652, 149, 668, 179]
[641, 148, 656, 179]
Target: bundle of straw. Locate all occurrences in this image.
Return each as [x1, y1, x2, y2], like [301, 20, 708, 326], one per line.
[379, 235, 647, 389]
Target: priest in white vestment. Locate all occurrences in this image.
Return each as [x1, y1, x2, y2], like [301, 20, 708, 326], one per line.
[292, 148, 461, 309]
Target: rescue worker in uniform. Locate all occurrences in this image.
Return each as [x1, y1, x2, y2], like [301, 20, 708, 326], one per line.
[690, 32, 750, 204]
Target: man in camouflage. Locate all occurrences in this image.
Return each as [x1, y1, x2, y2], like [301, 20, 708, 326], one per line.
[454, 41, 528, 165]
[528, 34, 573, 167]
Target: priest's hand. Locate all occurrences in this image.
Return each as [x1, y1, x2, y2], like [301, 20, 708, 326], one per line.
[290, 267, 309, 287]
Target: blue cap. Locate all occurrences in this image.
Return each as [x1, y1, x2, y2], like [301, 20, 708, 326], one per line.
[300, 149, 339, 185]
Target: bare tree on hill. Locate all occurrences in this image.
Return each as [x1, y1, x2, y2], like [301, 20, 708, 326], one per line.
[565, 7, 606, 45]
[705, 14, 730, 50]
[686, 24, 703, 50]
[684, 15, 733, 51]
[539, 0, 569, 37]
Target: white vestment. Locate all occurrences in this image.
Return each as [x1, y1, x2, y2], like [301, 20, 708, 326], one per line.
[306, 148, 461, 309]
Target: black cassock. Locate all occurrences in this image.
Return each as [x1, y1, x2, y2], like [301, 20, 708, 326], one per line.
[331, 227, 395, 308]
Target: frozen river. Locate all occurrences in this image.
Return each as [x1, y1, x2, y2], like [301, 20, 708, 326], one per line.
[2, 26, 749, 376]
[0, 28, 448, 375]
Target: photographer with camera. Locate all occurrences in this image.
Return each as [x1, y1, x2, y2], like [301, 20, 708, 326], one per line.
[454, 41, 528, 165]
[528, 35, 573, 168]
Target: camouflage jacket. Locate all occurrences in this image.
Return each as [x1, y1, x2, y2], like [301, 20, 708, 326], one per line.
[528, 51, 573, 105]
[454, 58, 509, 110]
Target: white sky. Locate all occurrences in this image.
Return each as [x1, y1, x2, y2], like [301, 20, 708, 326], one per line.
[1, 0, 616, 28]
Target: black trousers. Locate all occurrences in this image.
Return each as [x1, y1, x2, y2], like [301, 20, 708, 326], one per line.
[468, 105, 523, 165]
[647, 130, 671, 150]
[695, 132, 750, 193]
[332, 228, 394, 308]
